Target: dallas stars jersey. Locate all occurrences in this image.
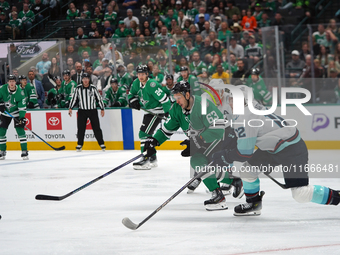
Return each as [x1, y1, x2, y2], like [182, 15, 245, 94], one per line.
[222, 62, 238, 74]
[20, 83, 39, 109]
[62, 79, 77, 103]
[189, 61, 207, 76]
[150, 73, 164, 84]
[117, 72, 133, 90]
[246, 76, 272, 105]
[103, 86, 127, 107]
[153, 95, 225, 145]
[0, 84, 26, 118]
[313, 31, 327, 46]
[128, 78, 171, 114]
[161, 85, 176, 104]
[46, 86, 66, 108]
[177, 75, 201, 96]
[244, 43, 263, 58]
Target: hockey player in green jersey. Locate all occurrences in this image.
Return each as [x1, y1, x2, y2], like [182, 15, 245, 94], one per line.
[18, 75, 39, 109]
[177, 66, 201, 96]
[246, 68, 272, 106]
[117, 64, 133, 91]
[103, 78, 127, 107]
[46, 76, 66, 108]
[128, 64, 171, 170]
[62, 70, 77, 108]
[161, 74, 176, 104]
[143, 81, 237, 210]
[0, 75, 28, 160]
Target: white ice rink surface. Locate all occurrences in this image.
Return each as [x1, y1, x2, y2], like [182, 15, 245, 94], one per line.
[1, 150, 340, 255]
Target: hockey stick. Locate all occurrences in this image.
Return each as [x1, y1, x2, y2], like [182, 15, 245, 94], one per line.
[263, 172, 289, 189]
[122, 167, 210, 230]
[35, 153, 145, 201]
[2, 111, 65, 151]
[141, 108, 167, 121]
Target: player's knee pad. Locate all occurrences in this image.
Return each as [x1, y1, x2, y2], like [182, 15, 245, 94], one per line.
[239, 162, 261, 183]
[291, 185, 314, 203]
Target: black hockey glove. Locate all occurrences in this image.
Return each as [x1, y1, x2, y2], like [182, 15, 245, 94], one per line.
[212, 149, 232, 167]
[0, 102, 5, 113]
[51, 97, 57, 106]
[128, 96, 141, 110]
[225, 128, 238, 150]
[27, 101, 35, 109]
[189, 132, 206, 155]
[112, 101, 121, 107]
[47, 92, 55, 101]
[16, 117, 27, 128]
[143, 137, 159, 157]
[56, 93, 64, 101]
[180, 139, 190, 157]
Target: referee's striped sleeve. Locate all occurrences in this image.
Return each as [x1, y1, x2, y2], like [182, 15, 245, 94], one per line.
[69, 86, 79, 109]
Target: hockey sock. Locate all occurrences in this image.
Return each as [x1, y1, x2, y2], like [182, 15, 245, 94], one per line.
[243, 178, 260, 202]
[191, 154, 219, 192]
[311, 186, 340, 205]
[16, 127, 27, 151]
[139, 130, 155, 154]
[0, 127, 7, 151]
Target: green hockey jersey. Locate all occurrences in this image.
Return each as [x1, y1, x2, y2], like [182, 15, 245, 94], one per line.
[46, 86, 66, 108]
[189, 61, 207, 76]
[0, 84, 26, 118]
[62, 80, 77, 104]
[20, 83, 39, 108]
[153, 95, 225, 145]
[128, 78, 171, 114]
[103, 86, 127, 107]
[177, 74, 201, 96]
[246, 76, 272, 105]
[117, 72, 133, 90]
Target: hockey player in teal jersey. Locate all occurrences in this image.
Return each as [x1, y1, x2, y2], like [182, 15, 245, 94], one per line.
[128, 64, 171, 170]
[0, 75, 28, 160]
[177, 66, 201, 96]
[103, 78, 127, 107]
[18, 75, 39, 109]
[246, 68, 272, 106]
[212, 85, 340, 216]
[143, 81, 238, 210]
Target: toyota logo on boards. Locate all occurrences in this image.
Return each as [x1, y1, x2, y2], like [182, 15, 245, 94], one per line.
[48, 117, 60, 126]
[46, 112, 62, 130]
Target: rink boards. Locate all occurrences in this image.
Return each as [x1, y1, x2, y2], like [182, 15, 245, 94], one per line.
[5, 105, 340, 150]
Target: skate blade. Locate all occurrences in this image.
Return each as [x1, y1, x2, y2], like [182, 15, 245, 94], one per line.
[233, 211, 261, 216]
[76, 149, 82, 152]
[187, 189, 195, 194]
[133, 165, 151, 170]
[205, 202, 228, 211]
[22, 157, 29, 160]
[150, 162, 158, 168]
[0, 157, 5, 160]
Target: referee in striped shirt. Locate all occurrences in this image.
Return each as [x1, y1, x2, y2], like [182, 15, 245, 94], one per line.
[68, 73, 106, 152]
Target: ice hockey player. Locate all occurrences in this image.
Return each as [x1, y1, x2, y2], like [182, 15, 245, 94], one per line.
[116, 64, 133, 92]
[189, 78, 244, 198]
[46, 76, 66, 108]
[161, 74, 176, 104]
[62, 70, 77, 108]
[177, 66, 201, 96]
[103, 78, 127, 107]
[18, 75, 39, 109]
[143, 80, 238, 210]
[212, 85, 340, 216]
[0, 74, 28, 160]
[128, 64, 172, 170]
[246, 68, 272, 106]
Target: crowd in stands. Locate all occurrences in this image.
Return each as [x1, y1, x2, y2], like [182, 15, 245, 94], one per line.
[2, 0, 340, 105]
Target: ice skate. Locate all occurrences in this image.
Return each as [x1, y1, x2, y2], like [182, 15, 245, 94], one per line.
[231, 178, 244, 199]
[100, 144, 106, 152]
[187, 178, 202, 194]
[76, 145, 82, 152]
[0, 151, 6, 160]
[133, 156, 151, 170]
[149, 154, 157, 168]
[219, 183, 232, 196]
[204, 188, 228, 211]
[21, 151, 29, 160]
[234, 191, 265, 216]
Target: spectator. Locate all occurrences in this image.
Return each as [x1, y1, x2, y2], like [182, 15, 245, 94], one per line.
[225, 0, 240, 21]
[186, 1, 198, 21]
[96, 0, 104, 12]
[158, 56, 170, 74]
[88, 21, 100, 38]
[150, 12, 163, 31]
[104, 4, 117, 26]
[124, 9, 139, 29]
[0, 0, 10, 11]
[130, 20, 138, 35]
[36, 52, 51, 79]
[79, 3, 91, 19]
[6, 43, 21, 71]
[65, 44, 78, 62]
[6, 11, 22, 40]
[246, 68, 272, 105]
[253, 3, 263, 21]
[210, 7, 227, 23]
[181, 37, 197, 61]
[93, 58, 109, 77]
[75, 27, 88, 40]
[211, 64, 229, 83]
[66, 57, 75, 71]
[164, 9, 178, 30]
[150, 65, 164, 84]
[72, 62, 84, 84]
[193, 0, 206, 10]
[244, 34, 262, 60]
[201, 21, 215, 39]
[241, 9, 257, 31]
[141, 0, 153, 17]
[183, 19, 192, 32]
[195, 14, 206, 33]
[189, 51, 207, 76]
[200, 37, 213, 60]
[93, 6, 104, 25]
[194, 34, 203, 50]
[231, 59, 247, 84]
[86, 66, 98, 88]
[66, 2, 79, 20]
[313, 24, 327, 47]
[327, 60, 340, 78]
[206, 0, 219, 13]
[0, 12, 8, 40]
[194, 7, 210, 24]
[68, 37, 79, 52]
[324, 68, 339, 90]
[318, 45, 333, 68]
[115, 20, 133, 39]
[152, 0, 163, 15]
[207, 53, 221, 75]
[229, 36, 244, 59]
[271, 12, 285, 32]
[257, 12, 271, 28]
[122, 0, 138, 10]
[300, 41, 310, 62]
[325, 29, 338, 55]
[48, 57, 61, 79]
[212, 16, 222, 32]
[78, 40, 91, 58]
[223, 52, 238, 74]
[327, 19, 340, 41]
[177, 10, 188, 29]
[18, 3, 34, 38]
[93, 51, 105, 70]
[172, 26, 183, 43]
[100, 36, 112, 56]
[121, 35, 136, 56]
[286, 50, 306, 78]
[171, 44, 183, 64]
[212, 40, 223, 56]
[28, 70, 44, 108]
[217, 22, 231, 43]
[208, 31, 217, 45]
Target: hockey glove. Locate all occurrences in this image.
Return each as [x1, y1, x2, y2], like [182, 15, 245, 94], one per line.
[51, 98, 57, 106]
[225, 128, 238, 150]
[0, 102, 5, 113]
[128, 96, 141, 110]
[47, 92, 55, 101]
[27, 101, 35, 109]
[212, 149, 232, 168]
[180, 139, 190, 157]
[143, 137, 159, 157]
[189, 135, 206, 155]
[56, 93, 65, 101]
[16, 117, 27, 128]
[112, 101, 121, 107]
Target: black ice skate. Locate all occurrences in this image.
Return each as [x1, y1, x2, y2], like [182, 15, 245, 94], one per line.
[187, 178, 202, 194]
[133, 156, 151, 170]
[76, 145, 82, 152]
[0, 151, 6, 160]
[149, 155, 157, 168]
[21, 151, 29, 160]
[231, 178, 244, 199]
[100, 144, 106, 152]
[204, 187, 228, 211]
[219, 183, 232, 196]
[234, 191, 265, 216]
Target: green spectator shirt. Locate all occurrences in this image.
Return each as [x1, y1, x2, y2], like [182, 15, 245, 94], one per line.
[18, 10, 35, 23]
[189, 61, 207, 76]
[66, 9, 79, 20]
[9, 19, 22, 29]
[104, 11, 118, 25]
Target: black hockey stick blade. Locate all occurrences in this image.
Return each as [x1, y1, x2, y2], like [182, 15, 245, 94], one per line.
[122, 217, 139, 230]
[53, 145, 66, 151]
[35, 194, 67, 201]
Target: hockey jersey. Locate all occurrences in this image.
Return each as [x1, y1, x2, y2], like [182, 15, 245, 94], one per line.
[103, 86, 127, 107]
[177, 75, 201, 96]
[0, 84, 26, 118]
[20, 83, 39, 109]
[246, 76, 272, 105]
